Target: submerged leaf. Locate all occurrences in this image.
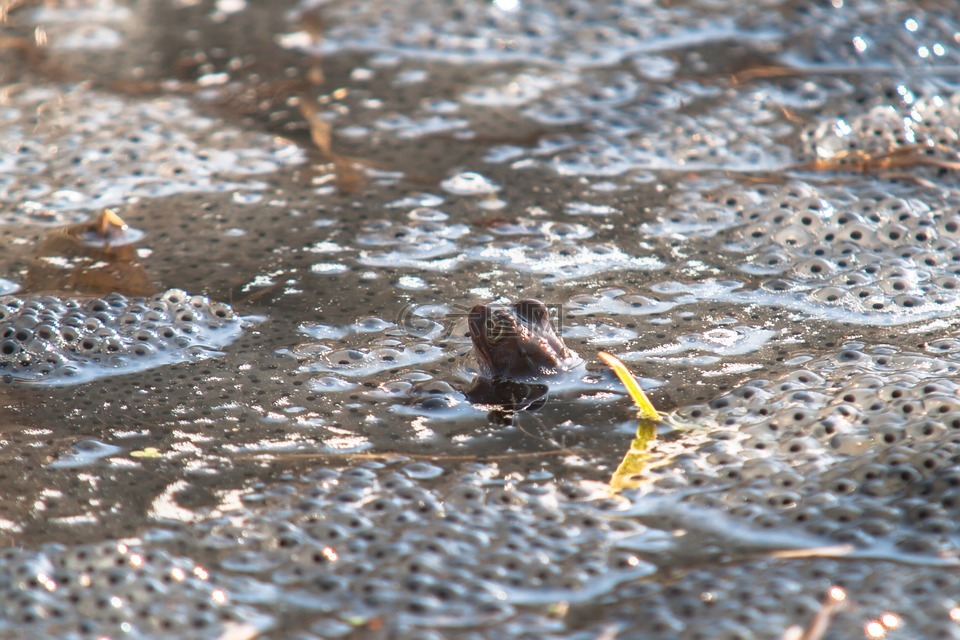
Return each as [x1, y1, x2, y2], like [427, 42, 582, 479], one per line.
[609, 418, 658, 491]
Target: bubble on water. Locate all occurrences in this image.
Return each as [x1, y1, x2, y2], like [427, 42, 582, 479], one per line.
[385, 194, 445, 209]
[439, 171, 500, 196]
[375, 112, 468, 139]
[396, 275, 429, 290]
[48, 439, 124, 468]
[488, 219, 594, 240]
[298, 324, 349, 341]
[357, 247, 463, 271]
[350, 317, 395, 333]
[401, 462, 445, 480]
[308, 375, 359, 393]
[357, 215, 470, 247]
[310, 263, 350, 275]
[561, 323, 639, 346]
[565, 202, 621, 216]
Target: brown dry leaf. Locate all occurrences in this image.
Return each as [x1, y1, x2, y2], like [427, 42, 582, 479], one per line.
[0, 0, 35, 22]
[298, 96, 333, 155]
[24, 209, 155, 297]
[796, 144, 960, 173]
[298, 95, 372, 193]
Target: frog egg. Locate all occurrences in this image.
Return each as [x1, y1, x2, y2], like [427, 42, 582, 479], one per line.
[401, 461, 444, 480]
[750, 249, 791, 273]
[791, 257, 837, 280]
[897, 535, 947, 555]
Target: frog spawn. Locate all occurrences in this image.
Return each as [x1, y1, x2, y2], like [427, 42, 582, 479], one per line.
[522, 84, 795, 174]
[284, 2, 960, 184]
[284, 0, 746, 68]
[284, 7, 801, 179]
[4, 1, 960, 639]
[194, 462, 662, 634]
[0, 84, 302, 226]
[0, 290, 245, 384]
[0, 541, 268, 639]
[355, 214, 662, 281]
[641, 180, 960, 324]
[800, 92, 960, 169]
[288, 0, 960, 74]
[7, 459, 956, 639]
[649, 342, 960, 557]
[356, 64, 796, 176]
[615, 558, 960, 640]
[777, 1, 960, 69]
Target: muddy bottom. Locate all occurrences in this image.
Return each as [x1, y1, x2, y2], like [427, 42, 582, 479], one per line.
[1, 1, 960, 638]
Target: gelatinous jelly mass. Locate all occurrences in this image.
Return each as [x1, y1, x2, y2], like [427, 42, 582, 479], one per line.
[0, 290, 246, 385]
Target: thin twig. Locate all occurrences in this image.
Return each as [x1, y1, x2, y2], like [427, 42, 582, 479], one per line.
[233, 449, 572, 462]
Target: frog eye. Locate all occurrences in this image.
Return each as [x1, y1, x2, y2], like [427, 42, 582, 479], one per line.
[515, 299, 549, 326]
[485, 316, 508, 343]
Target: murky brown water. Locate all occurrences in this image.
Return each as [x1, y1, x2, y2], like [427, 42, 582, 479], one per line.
[2, 0, 960, 638]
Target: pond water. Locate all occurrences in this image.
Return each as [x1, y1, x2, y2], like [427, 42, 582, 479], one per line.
[2, 0, 960, 638]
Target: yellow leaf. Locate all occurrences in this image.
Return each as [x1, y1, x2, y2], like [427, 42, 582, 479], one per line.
[598, 351, 660, 421]
[599, 352, 664, 491]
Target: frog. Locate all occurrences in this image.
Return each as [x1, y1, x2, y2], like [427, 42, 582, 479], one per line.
[463, 298, 581, 415]
[468, 298, 582, 380]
